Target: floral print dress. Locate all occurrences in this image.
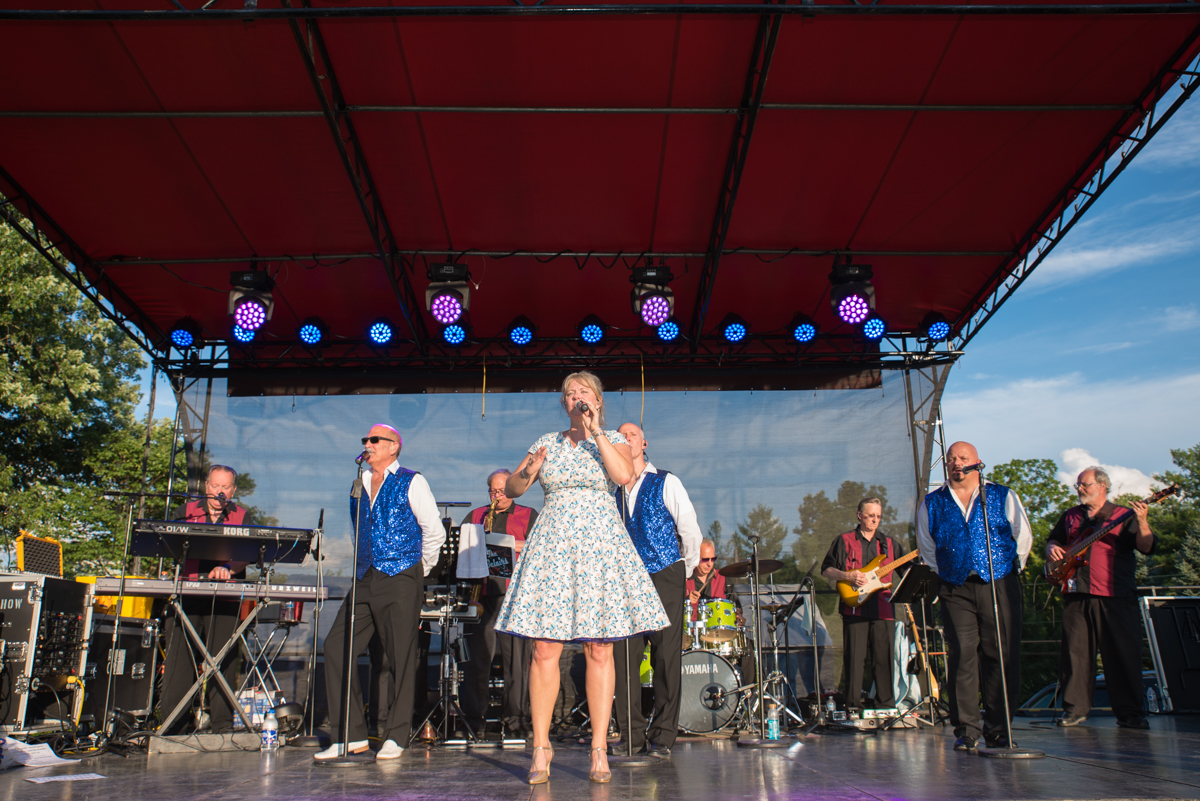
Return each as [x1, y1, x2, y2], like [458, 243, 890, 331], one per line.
[495, 430, 669, 642]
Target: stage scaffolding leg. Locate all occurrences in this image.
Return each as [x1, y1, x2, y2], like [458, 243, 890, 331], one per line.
[904, 361, 954, 519]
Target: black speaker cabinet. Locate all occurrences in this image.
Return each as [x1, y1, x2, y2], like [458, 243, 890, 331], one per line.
[82, 615, 160, 720]
[1140, 596, 1200, 714]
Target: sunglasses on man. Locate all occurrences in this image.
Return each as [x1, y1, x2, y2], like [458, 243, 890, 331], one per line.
[361, 436, 397, 445]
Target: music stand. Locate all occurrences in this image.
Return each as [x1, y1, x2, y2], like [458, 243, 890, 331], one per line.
[880, 564, 946, 730]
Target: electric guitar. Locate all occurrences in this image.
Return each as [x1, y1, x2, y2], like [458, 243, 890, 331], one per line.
[904, 604, 939, 705]
[836, 549, 921, 608]
[1044, 484, 1178, 591]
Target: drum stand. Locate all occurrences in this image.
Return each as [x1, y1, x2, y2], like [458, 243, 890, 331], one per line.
[737, 534, 793, 747]
[412, 591, 481, 748]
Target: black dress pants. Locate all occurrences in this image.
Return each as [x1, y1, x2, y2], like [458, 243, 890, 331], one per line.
[841, 615, 896, 708]
[939, 573, 1022, 741]
[324, 563, 423, 744]
[615, 561, 686, 750]
[1059, 593, 1145, 720]
[160, 597, 240, 733]
[461, 592, 533, 731]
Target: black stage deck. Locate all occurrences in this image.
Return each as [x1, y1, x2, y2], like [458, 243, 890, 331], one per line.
[6, 717, 1200, 801]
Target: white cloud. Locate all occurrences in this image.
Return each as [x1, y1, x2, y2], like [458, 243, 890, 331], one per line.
[942, 371, 1200, 479]
[1163, 304, 1200, 332]
[1136, 99, 1200, 171]
[1063, 341, 1135, 355]
[1056, 447, 1157, 498]
[1024, 218, 1200, 292]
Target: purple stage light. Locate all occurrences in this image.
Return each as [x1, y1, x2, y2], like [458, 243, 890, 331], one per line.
[430, 291, 464, 325]
[640, 293, 672, 327]
[233, 297, 268, 330]
[837, 293, 871, 325]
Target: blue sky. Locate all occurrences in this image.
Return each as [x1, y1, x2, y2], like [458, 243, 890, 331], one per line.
[134, 90, 1200, 542]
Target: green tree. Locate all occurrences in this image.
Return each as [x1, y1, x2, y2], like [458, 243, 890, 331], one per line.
[706, 519, 738, 563]
[1147, 443, 1200, 579]
[790, 481, 902, 575]
[989, 458, 1074, 575]
[733, 503, 787, 563]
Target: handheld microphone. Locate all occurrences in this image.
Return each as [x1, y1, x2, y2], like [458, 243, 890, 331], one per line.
[961, 462, 986, 474]
[576, 401, 590, 413]
[355, 450, 368, 464]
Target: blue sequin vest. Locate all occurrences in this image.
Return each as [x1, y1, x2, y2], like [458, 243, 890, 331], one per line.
[924, 483, 1017, 586]
[616, 470, 681, 574]
[350, 467, 422, 579]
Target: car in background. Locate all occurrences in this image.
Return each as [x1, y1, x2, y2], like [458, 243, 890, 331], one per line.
[1017, 671, 1164, 717]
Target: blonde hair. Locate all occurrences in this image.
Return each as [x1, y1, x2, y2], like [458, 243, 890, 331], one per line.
[559, 371, 606, 426]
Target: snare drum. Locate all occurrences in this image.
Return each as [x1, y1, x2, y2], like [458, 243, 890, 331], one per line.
[699, 599, 739, 643]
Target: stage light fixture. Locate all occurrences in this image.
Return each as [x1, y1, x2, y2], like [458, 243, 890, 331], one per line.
[442, 323, 467, 346]
[789, 313, 818, 345]
[578, 315, 607, 346]
[829, 261, 875, 325]
[426, 263, 470, 325]
[368, 318, 394, 346]
[297, 317, 326, 347]
[631, 262, 675, 326]
[231, 324, 255, 344]
[862, 314, 887, 341]
[228, 269, 274, 331]
[656, 318, 681, 342]
[921, 311, 951, 342]
[720, 314, 749, 344]
[508, 316, 536, 347]
[169, 318, 202, 350]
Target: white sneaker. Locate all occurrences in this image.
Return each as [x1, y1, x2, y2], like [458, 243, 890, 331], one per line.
[314, 740, 370, 760]
[377, 739, 404, 759]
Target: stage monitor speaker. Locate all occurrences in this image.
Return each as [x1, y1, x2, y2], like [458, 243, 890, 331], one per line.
[81, 615, 160, 721]
[1140, 596, 1200, 714]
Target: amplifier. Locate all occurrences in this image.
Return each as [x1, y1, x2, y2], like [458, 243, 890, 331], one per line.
[1140, 596, 1200, 713]
[0, 574, 93, 732]
[81, 615, 160, 721]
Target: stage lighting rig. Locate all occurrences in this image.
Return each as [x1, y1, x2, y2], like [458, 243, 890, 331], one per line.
[789, 313, 818, 345]
[656, 318, 681, 343]
[829, 261, 875, 325]
[231, 324, 255, 344]
[578, 315, 607, 346]
[507, 315, 536, 348]
[426, 262, 471, 325]
[297, 317, 326, 347]
[920, 311, 951, 342]
[368, 318, 394, 347]
[228, 269, 274, 331]
[631, 262, 674, 327]
[442, 323, 468, 346]
[862, 314, 887, 341]
[720, 313, 749, 344]
[169, 318, 202, 350]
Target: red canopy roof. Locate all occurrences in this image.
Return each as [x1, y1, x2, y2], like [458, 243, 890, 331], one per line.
[1, 1, 1198, 391]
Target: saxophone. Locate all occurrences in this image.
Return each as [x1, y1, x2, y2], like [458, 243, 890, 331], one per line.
[468, 497, 501, 609]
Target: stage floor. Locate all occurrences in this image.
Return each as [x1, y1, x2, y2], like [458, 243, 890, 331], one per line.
[5, 716, 1200, 801]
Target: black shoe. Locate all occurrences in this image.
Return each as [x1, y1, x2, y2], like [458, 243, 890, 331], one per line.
[953, 736, 977, 751]
[646, 744, 671, 759]
[1057, 714, 1087, 727]
[984, 733, 1014, 749]
[1117, 716, 1150, 730]
[607, 741, 646, 756]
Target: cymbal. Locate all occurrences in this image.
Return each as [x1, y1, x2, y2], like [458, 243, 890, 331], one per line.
[718, 558, 784, 578]
[759, 603, 790, 613]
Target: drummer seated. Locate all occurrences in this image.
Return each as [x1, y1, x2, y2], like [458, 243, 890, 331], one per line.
[686, 539, 726, 617]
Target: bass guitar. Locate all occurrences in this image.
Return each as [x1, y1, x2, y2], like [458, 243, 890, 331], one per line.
[836, 549, 921, 608]
[904, 604, 939, 705]
[1045, 484, 1179, 591]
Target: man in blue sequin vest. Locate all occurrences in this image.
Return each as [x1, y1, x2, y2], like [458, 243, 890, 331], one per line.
[316, 424, 446, 761]
[917, 441, 1032, 751]
[611, 422, 703, 758]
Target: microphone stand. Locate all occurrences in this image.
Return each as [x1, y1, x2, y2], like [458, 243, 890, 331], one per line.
[973, 467, 1043, 760]
[291, 509, 329, 748]
[320, 455, 374, 766]
[738, 534, 790, 747]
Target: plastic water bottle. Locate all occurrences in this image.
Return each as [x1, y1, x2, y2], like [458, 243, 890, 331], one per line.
[261, 709, 279, 752]
[766, 702, 780, 740]
[825, 695, 836, 718]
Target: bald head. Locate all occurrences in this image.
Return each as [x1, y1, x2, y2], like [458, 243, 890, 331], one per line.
[364, 423, 402, 472]
[618, 423, 647, 464]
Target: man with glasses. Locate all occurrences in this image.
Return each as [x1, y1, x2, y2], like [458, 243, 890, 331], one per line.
[687, 540, 726, 607]
[459, 469, 539, 738]
[821, 497, 900, 713]
[1047, 467, 1155, 730]
[162, 465, 253, 734]
[612, 422, 702, 758]
[917, 441, 1032, 751]
[317, 424, 445, 760]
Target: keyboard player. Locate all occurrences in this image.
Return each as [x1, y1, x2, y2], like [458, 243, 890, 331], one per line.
[160, 464, 253, 734]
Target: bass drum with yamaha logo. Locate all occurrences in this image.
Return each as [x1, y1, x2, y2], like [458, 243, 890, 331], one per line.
[677, 650, 742, 733]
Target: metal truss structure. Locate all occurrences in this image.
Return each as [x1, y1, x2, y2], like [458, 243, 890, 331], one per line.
[903, 362, 953, 526]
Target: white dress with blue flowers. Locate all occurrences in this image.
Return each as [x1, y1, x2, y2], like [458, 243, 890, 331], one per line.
[495, 430, 670, 642]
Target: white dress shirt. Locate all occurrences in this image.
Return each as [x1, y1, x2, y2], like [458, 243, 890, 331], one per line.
[363, 459, 446, 575]
[916, 479, 1033, 576]
[621, 461, 703, 574]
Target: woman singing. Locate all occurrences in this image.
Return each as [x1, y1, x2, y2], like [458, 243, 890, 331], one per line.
[496, 371, 668, 785]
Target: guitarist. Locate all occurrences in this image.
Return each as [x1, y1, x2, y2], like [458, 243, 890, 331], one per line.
[821, 498, 900, 712]
[1047, 467, 1155, 730]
